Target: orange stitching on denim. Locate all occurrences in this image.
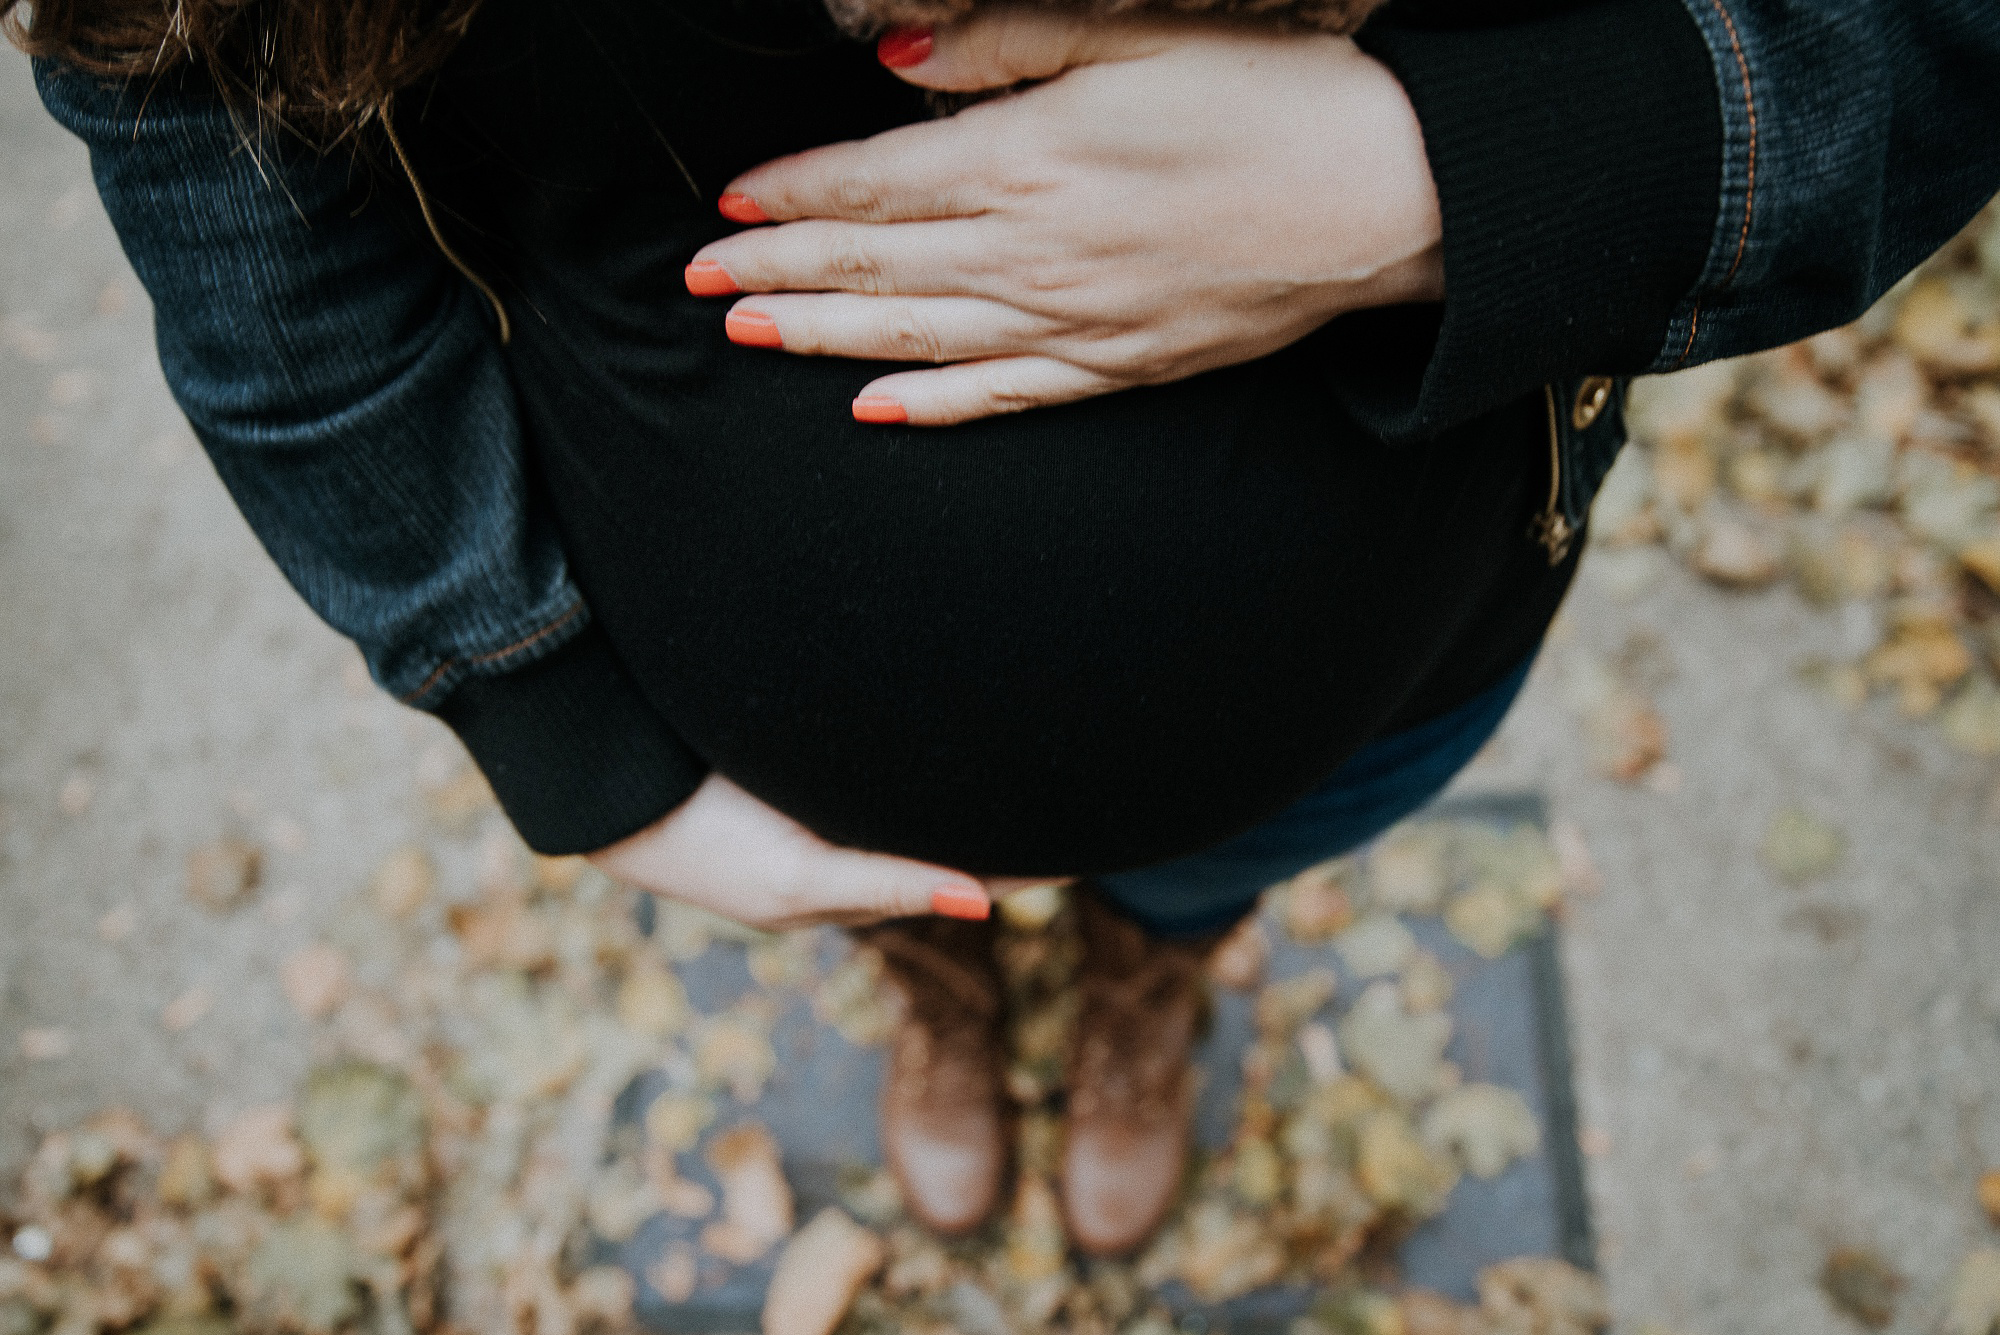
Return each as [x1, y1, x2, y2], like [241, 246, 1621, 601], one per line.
[1670, 0, 1753, 371]
[1671, 301, 1703, 369]
[1707, 0, 1756, 287]
[399, 599, 588, 704]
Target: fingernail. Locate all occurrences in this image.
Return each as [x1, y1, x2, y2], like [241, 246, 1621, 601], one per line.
[931, 885, 992, 920]
[725, 309, 783, 348]
[684, 259, 739, 296]
[718, 192, 768, 224]
[852, 394, 908, 424]
[877, 26, 934, 69]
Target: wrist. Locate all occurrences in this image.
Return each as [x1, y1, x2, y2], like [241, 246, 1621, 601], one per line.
[1315, 46, 1444, 314]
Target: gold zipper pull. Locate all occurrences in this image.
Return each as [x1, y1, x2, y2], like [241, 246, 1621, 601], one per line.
[1532, 385, 1573, 566]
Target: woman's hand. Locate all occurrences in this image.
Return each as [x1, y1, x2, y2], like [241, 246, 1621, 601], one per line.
[587, 774, 992, 931]
[685, 11, 1442, 426]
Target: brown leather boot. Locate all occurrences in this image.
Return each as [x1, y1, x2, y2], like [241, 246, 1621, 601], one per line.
[855, 917, 1009, 1237]
[1060, 888, 1219, 1258]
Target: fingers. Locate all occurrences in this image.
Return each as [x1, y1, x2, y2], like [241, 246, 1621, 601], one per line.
[879, 9, 1158, 93]
[720, 116, 1001, 225]
[723, 292, 1054, 365]
[785, 843, 991, 926]
[691, 218, 998, 299]
[853, 357, 1122, 426]
[587, 774, 990, 930]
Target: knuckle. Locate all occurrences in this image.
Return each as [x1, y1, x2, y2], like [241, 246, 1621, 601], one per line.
[978, 375, 1052, 416]
[884, 310, 948, 363]
[827, 242, 887, 292]
[829, 175, 889, 219]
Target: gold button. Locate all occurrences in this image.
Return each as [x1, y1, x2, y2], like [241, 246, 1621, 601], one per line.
[1572, 376, 1614, 430]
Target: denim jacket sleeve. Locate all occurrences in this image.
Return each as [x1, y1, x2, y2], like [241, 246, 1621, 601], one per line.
[34, 60, 709, 854]
[1336, 0, 2000, 442]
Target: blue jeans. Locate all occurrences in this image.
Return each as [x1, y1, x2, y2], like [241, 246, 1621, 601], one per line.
[1094, 655, 1535, 939]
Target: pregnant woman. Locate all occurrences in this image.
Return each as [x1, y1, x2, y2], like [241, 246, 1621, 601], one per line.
[21, 0, 2000, 1258]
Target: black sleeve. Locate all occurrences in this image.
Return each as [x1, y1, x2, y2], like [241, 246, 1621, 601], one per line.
[1326, 0, 1724, 442]
[436, 623, 709, 854]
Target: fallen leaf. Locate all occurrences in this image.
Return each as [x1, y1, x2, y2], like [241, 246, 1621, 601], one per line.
[1582, 689, 1668, 783]
[1894, 279, 2000, 376]
[56, 773, 92, 816]
[1206, 915, 1267, 993]
[422, 765, 495, 832]
[296, 1061, 425, 1182]
[1354, 1110, 1458, 1216]
[1444, 883, 1540, 959]
[998, 882, 1066, 931]
[96, 903, 137, 942]
[1337, 981, 1452, 1104]
[1942, 676, 2000, 755]
[245, 1216, 362, 1333]
[1980, 1170, 2000, 1226]
[1334, 914, 1416, 980]
[1004, 1177, 1066, 1281]
[155, 1134, 214, 1208]
[447, 895, 555, 972]
[1692, 512, 1784, 587]
[645, 1091, 717, 1154]
[701, 1123, 793, 1264]
[1366, 825, 1451, 914]
[1942, 1249, 2000, 1335]
[281, 945, 351, 1020]
[1762, 807, 1846, 884]
[211, 1105, 305, 1194]
[1422, 1084, 1541, 1179]
[1171, 1201, 1287, 1303]
[185, 839, 260, 912]
[1477, 1257, 1611, 1334]
[1400, 949, 1455, 1016]
[569, 1265, 636, 1323]
[370, 847, 434, 920]
[692, 1012, 778, 1104]
[160, 986, 213, 1033]
[1279, 860, 1357, 944]
[1819, 1246, 1903, 1329]
[648, 1240, 699, 1303]
[616, 962, 691, 1038]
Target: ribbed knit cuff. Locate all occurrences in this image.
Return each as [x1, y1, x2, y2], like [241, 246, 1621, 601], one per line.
[435, 621, 709, 855]
[1331, 0, 1723, 442]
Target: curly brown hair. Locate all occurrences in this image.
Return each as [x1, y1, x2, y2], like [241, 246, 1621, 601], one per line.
[1, 0, 484, 140]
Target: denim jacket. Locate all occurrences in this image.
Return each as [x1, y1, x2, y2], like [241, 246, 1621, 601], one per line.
[31, 0, 2000, 852]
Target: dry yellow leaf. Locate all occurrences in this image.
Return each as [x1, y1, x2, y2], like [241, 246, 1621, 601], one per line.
[185, 838, 261, 912]
[370, 847, 434, 919]
[280, 945, 351, 1021]
[762, 1209, 885, 1335]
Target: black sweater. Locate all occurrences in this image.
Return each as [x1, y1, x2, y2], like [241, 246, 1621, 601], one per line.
[412, 0, 1722, 871]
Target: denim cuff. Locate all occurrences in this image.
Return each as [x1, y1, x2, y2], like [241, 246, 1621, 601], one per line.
[1332, 0, 1724, 442]
[436, 621, 709, 854]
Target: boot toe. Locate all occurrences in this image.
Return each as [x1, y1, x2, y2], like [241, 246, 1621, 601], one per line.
[1060, 1128, 1184, 1258]
[883, 1118, 1005, 1236]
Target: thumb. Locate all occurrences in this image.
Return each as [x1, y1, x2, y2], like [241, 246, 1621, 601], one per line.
[796, 841, 993, 923]
[875, 9, 1142, 92]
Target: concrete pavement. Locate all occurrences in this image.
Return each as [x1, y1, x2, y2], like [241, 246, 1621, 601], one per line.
[3, 46, 1996, 1335]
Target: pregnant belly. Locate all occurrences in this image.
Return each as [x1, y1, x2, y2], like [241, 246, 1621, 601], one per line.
[520, 321, 1539, 876]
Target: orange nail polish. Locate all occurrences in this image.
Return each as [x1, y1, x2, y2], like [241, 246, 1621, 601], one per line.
[931, 885, 991, 920]
[852, 394, 908, 424]
[877, 27, 934, 69]
[684, 259, 739, 296]
[725, 309, 782, 348]
[718, 193, 768, 224]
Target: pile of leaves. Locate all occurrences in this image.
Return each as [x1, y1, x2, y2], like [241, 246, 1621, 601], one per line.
[1587, 202, 2000, 767]
[0, 788, 1607, 1335]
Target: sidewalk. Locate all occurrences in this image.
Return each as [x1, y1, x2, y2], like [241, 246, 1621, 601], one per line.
[3, 48, 1996, 1335]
